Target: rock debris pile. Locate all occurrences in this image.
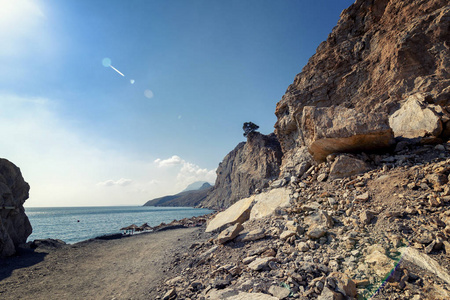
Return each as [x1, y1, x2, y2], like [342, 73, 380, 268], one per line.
[157, 142, 450, 299]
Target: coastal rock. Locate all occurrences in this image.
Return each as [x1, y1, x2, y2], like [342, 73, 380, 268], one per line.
[249, 188, 291, 220]
[274, 0, 449, 172]
[206, 196, 254, 232]
[202, 132, 282, 209]
[0, 158, 32, 257]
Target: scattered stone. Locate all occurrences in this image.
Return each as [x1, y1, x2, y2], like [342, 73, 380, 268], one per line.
[268, 285, 290, 299]
[355, 192, 370, 202]
[248, 257, 276, 271]
[216, 223, 244, 244]
[280, 230, 296, 240]
[162, 288, 176, 300]
[236, 228, 266, 242]
[360, 210, 375, 224]
[329, 155, 370, 179]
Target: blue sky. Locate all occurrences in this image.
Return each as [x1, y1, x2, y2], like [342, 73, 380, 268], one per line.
[0, 0, 354, 206]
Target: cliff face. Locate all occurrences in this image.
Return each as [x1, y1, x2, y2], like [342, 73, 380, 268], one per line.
[202, 132, 282, 209]
[275, 0, 449, 172]
[0, 159, 32, 257]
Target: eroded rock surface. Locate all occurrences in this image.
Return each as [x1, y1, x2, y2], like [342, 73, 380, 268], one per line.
[0, 158, 32, 257]
[202, 132, 282, 209]
[275, 0, 450, 175]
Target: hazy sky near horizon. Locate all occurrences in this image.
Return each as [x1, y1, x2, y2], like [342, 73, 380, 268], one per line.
[0, 0, 354, 207]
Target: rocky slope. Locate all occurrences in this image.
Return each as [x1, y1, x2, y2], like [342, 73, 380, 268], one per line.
[156, 142, 450, 300]
[0, 158, 32, 257]
[275, 0, 449, 174]
[144, 183, 213, 207]
[201, 132, 282, 209]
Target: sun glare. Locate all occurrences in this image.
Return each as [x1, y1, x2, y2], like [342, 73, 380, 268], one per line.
[0, 0, 45, 35]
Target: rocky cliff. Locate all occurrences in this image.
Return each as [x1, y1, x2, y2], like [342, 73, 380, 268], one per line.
[275, 0, 449, 174]
[0, 158, 32, 257]
[201, 132, 282, 209]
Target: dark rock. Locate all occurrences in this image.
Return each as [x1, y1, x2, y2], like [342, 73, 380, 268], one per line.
[0, 158, 32, 257]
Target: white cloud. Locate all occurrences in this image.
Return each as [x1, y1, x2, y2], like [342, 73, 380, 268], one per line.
[155, 155, 216, 191]
[97, 178, 132, 187]
[155, 155, 183, 167]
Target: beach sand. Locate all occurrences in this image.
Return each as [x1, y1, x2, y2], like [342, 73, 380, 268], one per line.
[0, 227, 204, 300]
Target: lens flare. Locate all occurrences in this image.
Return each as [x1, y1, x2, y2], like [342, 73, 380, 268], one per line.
[144, 89, 154, 99]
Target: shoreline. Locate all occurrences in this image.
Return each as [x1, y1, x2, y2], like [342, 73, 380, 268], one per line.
[0, 226, 212, 299]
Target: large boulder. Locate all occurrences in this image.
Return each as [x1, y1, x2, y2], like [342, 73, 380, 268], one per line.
[275, 0, 449, 173]
[0, 159, 32, 257]
[206, 196, 254, 233]
[300, 106, 393, 162]
[389, 93, 448, 138]
[249, 188, 291, 220]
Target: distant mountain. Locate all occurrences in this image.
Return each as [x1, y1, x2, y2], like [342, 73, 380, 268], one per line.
[182, 181, 213, 192]
[143, 182, 213, 207]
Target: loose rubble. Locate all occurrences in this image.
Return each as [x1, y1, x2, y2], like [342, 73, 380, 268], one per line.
[155, 142, 450, 299]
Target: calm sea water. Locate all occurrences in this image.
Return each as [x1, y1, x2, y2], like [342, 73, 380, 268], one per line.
[25, 206, 213, 244]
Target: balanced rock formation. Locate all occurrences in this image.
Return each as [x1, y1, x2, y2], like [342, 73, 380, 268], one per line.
[275, 0, 450, 175]
[202, 132, 282, 209]
[0, 158, 32, 257]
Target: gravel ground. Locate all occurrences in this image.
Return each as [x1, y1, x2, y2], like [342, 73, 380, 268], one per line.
[0, 227, 205, 300]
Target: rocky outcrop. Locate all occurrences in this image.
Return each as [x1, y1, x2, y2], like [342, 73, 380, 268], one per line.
[0, 158, 32, 257]
[202, 132, 282, 209]
[275, 0, 450, 175]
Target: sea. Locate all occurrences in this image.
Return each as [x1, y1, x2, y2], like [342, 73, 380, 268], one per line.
[25, 206, 214, 244]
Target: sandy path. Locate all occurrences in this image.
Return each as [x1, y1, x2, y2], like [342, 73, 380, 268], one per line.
[0, 227, 202, 300]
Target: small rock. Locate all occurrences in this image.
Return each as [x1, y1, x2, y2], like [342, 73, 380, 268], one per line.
[355, 192, 370, 202]
[297, 241, 309, 252]
[248, 257, 276, 271]
[162, 288, 176, 300]
[360, 210, 375, 224]
[268, 285, 290, 299]
[280, 230, 296, 240]
[317, 173, 328, 182]
[216, 223, 244, 244]
[307, 225, 327, 239]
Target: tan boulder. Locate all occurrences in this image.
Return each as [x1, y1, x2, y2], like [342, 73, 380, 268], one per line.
[206, 196, 254, 232]
[389, 93, 445, 138]
[300, 106, 393, 161]
[400, 247, 450, 285]
[329, 155, 369, 179]
[249, 188, 291, 220]
[364, 244, 395, 279]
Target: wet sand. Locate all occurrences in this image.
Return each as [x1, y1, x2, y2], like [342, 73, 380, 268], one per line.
[0, 227, 203, 300]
